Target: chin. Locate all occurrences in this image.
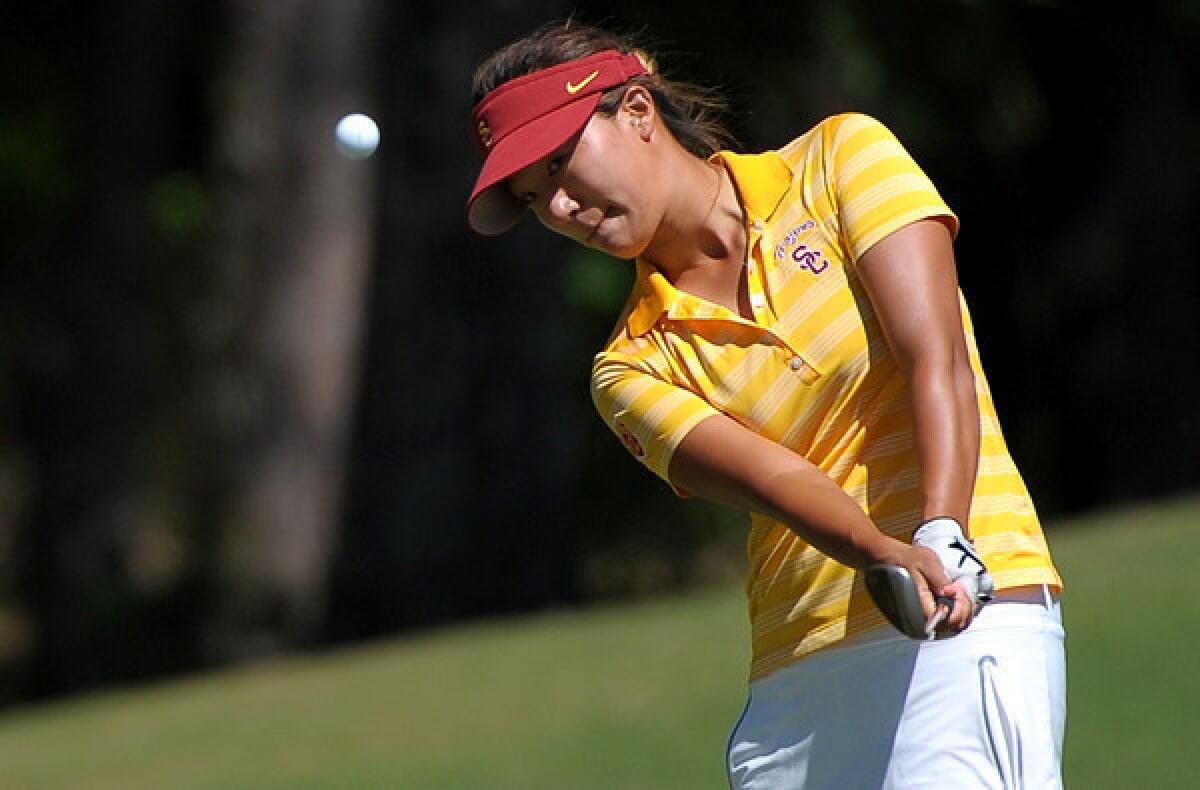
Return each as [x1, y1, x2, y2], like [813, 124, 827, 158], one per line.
[594, 227, 648, 259]
[591, 238, 643, 260]
[586, 214, 646, 259]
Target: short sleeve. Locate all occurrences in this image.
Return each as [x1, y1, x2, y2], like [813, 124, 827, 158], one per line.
[590, 351, 721, 495]
[826, 113, 959, 260]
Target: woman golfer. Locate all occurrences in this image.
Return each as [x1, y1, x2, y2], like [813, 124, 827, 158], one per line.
[467, 21, 1065, 788]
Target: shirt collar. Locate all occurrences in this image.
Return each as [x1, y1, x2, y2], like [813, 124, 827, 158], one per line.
[626, 259, 678, 337]
[713, 148, 794, 225]
[624, 150, 794, 338]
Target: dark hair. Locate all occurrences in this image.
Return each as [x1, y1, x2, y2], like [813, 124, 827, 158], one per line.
[472, 20, 737, 158]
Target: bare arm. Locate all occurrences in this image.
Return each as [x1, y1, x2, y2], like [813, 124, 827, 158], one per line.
[855, 219, 980, 530]
[668, 412, 953, 593]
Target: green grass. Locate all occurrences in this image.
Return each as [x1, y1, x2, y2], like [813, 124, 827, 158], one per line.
[1053, 495, 1200, 789]
[0, 495, 1197, 789]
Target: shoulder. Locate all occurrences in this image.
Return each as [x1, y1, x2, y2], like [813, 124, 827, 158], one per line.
[769, 113, 903, 179]
[778, 113, 898, 154]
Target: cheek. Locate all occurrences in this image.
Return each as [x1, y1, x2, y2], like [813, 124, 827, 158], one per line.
[571, 124, 628, 192]
[612, 149, 661, 213]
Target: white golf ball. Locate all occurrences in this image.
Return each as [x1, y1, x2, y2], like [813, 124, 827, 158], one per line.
[334, 113, 379, 159]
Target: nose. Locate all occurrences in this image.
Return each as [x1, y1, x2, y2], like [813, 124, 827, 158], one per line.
[545, 187, 579, 223]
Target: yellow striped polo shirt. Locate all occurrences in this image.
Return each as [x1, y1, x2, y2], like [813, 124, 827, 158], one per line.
[590, 113, 1062, 681]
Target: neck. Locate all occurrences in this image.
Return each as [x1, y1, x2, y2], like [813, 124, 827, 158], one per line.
[643, 153, 748, 308]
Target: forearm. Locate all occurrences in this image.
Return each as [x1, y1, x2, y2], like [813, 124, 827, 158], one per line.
[670, 415, 906, 570]
[854, 218, 981, 535]
[909, 355, 980, 530]
[746, 466, 908, 570]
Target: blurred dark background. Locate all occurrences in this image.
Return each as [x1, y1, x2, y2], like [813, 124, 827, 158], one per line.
[1, 0, 1196, 704]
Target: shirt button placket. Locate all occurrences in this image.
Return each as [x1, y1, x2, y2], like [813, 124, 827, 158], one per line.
[788, 354, 818, 384]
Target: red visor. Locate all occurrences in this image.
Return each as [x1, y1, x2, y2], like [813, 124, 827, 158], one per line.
[467, 50, 647, 235]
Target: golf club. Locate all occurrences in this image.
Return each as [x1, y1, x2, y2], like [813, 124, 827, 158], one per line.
[865, 565, 956, 640]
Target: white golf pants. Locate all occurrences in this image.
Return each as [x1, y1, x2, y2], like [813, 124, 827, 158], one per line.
[727, 586, 1065, 789]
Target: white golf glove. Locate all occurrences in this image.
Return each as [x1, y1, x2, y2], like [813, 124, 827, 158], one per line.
[913, 517, 995, 604]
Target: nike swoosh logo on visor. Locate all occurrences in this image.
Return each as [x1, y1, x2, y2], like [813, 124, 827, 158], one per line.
[566, 70, 600, 94]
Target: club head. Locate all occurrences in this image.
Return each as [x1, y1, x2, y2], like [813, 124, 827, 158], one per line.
[865, 565, 934, 640]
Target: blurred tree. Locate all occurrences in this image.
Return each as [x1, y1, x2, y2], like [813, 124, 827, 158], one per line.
[326, 0, 583, 641]
[190, 0, 379, 660]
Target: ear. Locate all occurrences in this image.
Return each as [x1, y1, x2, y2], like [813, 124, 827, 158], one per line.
[620, 85, 656, 140]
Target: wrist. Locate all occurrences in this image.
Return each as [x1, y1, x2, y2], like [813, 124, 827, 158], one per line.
[921, 505, 971, 534]
[858, 533, 909, 569]
[913, 516, 964, 543]
[912, 517, 994, 602]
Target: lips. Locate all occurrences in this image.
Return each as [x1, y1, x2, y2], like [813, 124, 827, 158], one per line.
[577, 205, 610, 245]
